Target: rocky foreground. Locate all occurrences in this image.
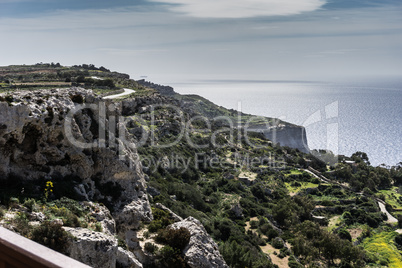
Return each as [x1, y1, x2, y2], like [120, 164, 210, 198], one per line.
[0, 87, 228, 267]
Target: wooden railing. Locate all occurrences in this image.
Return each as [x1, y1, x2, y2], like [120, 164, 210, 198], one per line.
[0, 227, 90, 268]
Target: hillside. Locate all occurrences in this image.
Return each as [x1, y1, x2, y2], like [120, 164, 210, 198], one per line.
[0, 64, 402, 268]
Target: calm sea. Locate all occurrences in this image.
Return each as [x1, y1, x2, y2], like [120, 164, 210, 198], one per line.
[171, 80, 402, 167]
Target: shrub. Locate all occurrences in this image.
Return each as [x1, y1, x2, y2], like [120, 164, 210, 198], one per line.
[267, 229, 279, 241]
[48, 205, 81, 227]
[143, 231, 150, 239]
[249, 220, 258, 229]
[272, 237, 284, 249]
[13, 212, 31, 237]
[118, 238, 128, 250]
[52, 197, 85, 217]
[31, 221, 70, 253]
[311, 177, 320, 184]
[94, 222, 103, 232]
[144, 242, 158, 254]
[23, 198, 37, 212]
[395, 234, 402, 248]
[320, 200, 334, 207]
[9, 197, 19, 209]
[288, 256, 303, 268]
[156, 227, 191, 251]
[278, 250, 287, 259]
[338, 228, 352, 241]
[157, 246, 186, 268]
[148, 208, 174, 233]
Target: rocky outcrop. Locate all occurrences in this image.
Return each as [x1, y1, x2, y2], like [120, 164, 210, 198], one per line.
[64, 227, 144, 268]
[116, 247, 143, 268]
[64, 227, 119, 268]
[84, 201, 116, 236]
[0, 88, 153, 264]
[115, 199, 152, 233]
[170, 217, 229, 268]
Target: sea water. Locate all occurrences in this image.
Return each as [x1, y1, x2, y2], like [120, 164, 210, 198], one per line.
[171, 80, 402, 167]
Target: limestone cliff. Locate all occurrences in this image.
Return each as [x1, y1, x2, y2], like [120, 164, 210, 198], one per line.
[0, 87, 152, 232]
[263, 124, 310, 153]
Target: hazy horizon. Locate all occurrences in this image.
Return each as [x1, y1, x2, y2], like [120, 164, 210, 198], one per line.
[0, 0, 401, 85]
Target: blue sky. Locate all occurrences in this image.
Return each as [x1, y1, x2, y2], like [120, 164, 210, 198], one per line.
[0, 0, 401, 83]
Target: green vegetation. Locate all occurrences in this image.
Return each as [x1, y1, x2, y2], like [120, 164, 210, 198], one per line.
[378, 187, 402, 210]
[362, 230, 402, 267]
[31, 221, 71, 254]
[285, 181, 319, 195]
[0, 63, 144, 93]
[0, 195, 107, 254]
[1, 63, 402, 267]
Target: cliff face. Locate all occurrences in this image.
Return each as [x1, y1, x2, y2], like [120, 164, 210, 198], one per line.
[0, 87, 230, 268]
[0, 87, 152, 228]
[263, 125, 310, 153]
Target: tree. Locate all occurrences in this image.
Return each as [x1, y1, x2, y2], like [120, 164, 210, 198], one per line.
[352, 151, 370, 165]
[76, 75, 86, 83]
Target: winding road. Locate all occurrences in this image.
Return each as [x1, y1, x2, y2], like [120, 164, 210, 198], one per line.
[103, 88, 135, 99]
[378, 201, 398, 223]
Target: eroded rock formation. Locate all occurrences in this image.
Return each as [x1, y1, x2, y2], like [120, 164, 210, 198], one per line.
[0, 88, 152, 260]
[170, 217, 229, 268]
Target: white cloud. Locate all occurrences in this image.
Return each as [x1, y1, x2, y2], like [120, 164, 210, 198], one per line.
[148, 0, 326, 18]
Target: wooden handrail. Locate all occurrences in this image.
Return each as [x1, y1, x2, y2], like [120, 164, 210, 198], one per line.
[0, 227, 90, 268]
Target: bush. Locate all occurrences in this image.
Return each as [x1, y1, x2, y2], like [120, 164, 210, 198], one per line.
[157, 246, 186, 268]
[321, 200, 334, 207]
[272, 237, 285, 249]
[288, 256, 303, 268]
[31, 221, 70, 253]
[23, 198, 37, 212]
[144, 231, 150, 239]
[144, 242, 158, 254]
[311, 177, 320, 184]
[94, 222, 103, 232]
[249, 220, 258, 229]
[9, 197, 20, 209]
[13, 212, 31, 236]
[156, 227, 191, 251]
[118, 237, 128, 250]
[338, 228, 352, 241]
[395, 234, 402, 248]
[148, 208, 174, 233]
[267, 229, 279, 241]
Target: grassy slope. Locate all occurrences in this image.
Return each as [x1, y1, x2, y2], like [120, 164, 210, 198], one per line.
[363, 231, 402, 267]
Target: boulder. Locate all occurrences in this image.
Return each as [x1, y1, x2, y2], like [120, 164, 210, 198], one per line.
[170, 217, 229, 268]
[64, 227, 118, 268]
[83, 201, 116, 235]
[116, 247, 143, 268]
[114, 198, 153, 233]
[29, 212, 46, 222]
